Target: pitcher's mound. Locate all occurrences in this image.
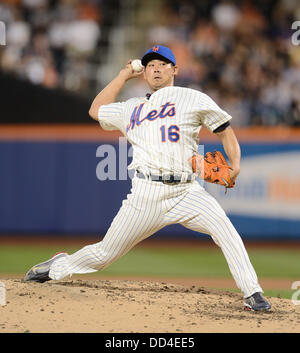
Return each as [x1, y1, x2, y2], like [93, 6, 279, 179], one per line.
[0, 279, 299, 333]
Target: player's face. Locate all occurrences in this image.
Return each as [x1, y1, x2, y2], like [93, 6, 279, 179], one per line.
[144, 59, 178, 92]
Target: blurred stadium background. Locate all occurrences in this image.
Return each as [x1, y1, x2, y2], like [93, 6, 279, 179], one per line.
[0, 0, 300, 296]
[1, 0, 300, 125]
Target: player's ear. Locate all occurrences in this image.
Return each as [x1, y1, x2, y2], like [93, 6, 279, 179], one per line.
[173, 65, 179, 76]
[143, 64, 148, 80]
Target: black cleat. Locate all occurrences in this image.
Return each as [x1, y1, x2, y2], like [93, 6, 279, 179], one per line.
[244, 292, 271, 312]
[24, 252, 68, 283]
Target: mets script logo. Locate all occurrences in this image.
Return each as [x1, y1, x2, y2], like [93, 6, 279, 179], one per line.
[126, 102, 176, 132]
[152, 45, 159, 52]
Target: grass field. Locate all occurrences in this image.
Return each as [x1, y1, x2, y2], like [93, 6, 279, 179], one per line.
[1, 242, 299, 300]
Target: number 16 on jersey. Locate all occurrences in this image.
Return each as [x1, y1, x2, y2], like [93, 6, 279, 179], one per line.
[160, 125, 180, 142]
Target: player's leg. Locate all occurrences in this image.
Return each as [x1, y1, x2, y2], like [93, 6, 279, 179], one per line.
[172, 184, 263, 298]
[48, 178, 166, 280]
[49, 206, 164, 280]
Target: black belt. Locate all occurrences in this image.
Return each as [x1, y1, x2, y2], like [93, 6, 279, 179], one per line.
[136, 171, 193, 184]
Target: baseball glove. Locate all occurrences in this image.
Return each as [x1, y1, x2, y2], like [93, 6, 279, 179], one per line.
[189, 150, 235, 190]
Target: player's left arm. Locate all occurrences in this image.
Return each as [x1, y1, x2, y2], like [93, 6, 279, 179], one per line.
[214, 125, 241, 183]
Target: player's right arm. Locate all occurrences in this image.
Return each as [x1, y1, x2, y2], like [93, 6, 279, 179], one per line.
[215, 126, 241, 183]
[89, 61, 144, 121]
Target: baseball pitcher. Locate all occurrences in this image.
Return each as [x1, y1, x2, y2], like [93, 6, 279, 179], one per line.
[25, 45, 271, 311]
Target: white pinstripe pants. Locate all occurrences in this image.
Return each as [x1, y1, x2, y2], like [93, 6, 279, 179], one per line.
[49, 176, 263, 297]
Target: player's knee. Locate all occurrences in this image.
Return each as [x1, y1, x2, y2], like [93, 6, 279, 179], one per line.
[210, 212, 233, 234]
[213, 210, 229, 223]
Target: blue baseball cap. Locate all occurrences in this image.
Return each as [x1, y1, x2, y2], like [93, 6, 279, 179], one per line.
[141, 45, 176, 67]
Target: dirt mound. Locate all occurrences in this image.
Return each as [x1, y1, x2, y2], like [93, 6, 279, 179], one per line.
[0, 279, 299, 333]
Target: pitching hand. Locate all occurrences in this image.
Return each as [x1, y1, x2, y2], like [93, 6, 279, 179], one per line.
[119, 60, 144, 81]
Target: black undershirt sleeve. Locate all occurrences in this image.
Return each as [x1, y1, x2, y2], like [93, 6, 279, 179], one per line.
[213, 121, 230, 133]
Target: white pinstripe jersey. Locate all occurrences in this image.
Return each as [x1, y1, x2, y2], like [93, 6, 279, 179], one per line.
[98, 86, 232, 175]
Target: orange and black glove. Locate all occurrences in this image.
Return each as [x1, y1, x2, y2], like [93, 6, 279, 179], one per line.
[189, 150, 235, 190]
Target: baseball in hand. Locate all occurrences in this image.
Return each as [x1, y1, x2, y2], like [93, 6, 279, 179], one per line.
[131, 59, 144, 72]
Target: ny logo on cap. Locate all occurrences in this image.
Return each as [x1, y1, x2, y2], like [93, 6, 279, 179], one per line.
[152, 46, 159, 52]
